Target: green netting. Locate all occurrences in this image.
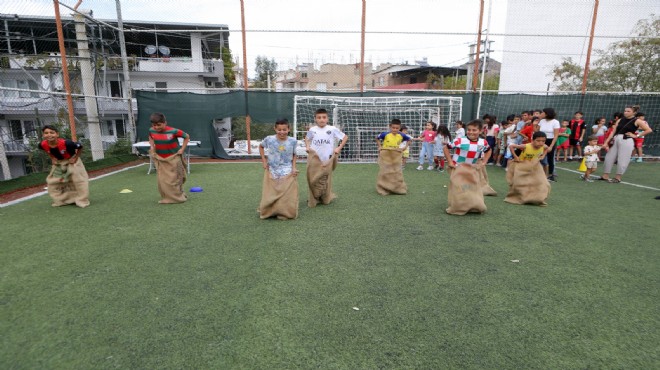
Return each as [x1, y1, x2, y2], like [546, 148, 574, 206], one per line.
[136, 91, 659, 157]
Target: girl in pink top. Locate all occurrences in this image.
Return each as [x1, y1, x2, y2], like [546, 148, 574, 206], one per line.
[415, 121, 437, 170]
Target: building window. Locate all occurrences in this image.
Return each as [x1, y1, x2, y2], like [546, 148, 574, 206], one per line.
[301, 72, 308, 78]
[9, 120, 23, 140]
[155, 82, 167, 89]
[23, 120, 37, 138]
[410, 77, 417, 84]
[333, 82, 338, 86]
[379, 76, 385, 86]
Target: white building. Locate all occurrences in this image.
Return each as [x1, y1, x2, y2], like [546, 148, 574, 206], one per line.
[0, 14, 229, 179]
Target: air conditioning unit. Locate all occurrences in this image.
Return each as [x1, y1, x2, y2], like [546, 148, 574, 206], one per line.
[205, 81, 214, 88]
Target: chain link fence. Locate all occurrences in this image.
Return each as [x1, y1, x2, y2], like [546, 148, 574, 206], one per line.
[1, 0, 658, 178]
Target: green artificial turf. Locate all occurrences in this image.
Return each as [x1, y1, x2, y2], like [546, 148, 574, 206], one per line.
[1, 162, 659, 368]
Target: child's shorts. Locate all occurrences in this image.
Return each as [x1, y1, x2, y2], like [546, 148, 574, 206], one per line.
[586, 161, 598, 169]
[557, 141, 569, 149]
[569, 138, 581, 147]
[634, 138, 644, 148]
[402, 150, 410, 158]
[597, 136, 605, 145]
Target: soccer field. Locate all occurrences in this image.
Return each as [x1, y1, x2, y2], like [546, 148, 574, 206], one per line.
[1, 162, 659, 368]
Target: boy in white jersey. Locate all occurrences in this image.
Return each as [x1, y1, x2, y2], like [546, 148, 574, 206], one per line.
[304, 108, 349, 206]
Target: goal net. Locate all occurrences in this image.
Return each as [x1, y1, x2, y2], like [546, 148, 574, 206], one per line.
[294, 95, 463, 162]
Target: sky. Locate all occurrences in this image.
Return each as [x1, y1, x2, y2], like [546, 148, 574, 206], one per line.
[1, 0, 509, 77]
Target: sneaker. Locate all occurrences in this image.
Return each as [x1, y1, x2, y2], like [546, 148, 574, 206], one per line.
[416, 165, 423, 170]
[427, 165, 434, 170]
[637, 157, 643, 163]
[579, 175, 584, 180]
[486, 162, 494, 166]
[547, 176, 557, 182]
[585, 178, 594, 183]
[438, 167, 444, 172]
[569, 156, 573, 160]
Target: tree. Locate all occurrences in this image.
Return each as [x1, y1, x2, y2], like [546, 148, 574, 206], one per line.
[551, 14, 659, 92]
[253, 55, 277, 88]
[221, 47, 236, 88]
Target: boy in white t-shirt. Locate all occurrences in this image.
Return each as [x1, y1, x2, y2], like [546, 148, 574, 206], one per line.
[304, 108, 349, 206]
[305, 108, 348, 161]
[581, 135, 601, 183]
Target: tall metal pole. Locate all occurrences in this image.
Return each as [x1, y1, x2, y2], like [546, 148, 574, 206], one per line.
[240, 0, 251, 154]
[359, 0, 366, 94]
[53, 0, 77, 140]
[581, 0, 599, 94]
[476, 0, 493, 119]
[472, 0, 485, 92]
[115, 0, 136, 144]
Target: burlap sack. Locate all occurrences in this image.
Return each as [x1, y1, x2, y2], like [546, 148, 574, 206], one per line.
[306, 150, 338, 208]
[446, 165, 487, 215]
[258, 171, 299, 220]
[376, 148, 407, 195]
[504, 159, 551, 206]
[478, 165, 498, 196]
[46, 158, 90, 208]
[153, 153, 187, 204]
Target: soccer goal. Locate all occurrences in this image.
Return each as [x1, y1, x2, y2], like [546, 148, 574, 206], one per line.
[293, 95, 463, 162]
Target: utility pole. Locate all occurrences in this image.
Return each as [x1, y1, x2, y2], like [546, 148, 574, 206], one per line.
[74, 11, 104, 160]
[115, 0, 136, 144]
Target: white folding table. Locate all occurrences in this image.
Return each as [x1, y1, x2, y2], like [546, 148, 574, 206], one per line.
[132, 139, 201, 174]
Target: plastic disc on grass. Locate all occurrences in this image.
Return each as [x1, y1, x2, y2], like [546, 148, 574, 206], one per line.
[189, 186, 203, 193]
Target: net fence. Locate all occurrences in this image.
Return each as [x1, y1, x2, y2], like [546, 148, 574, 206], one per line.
[1, 0, 659, 179]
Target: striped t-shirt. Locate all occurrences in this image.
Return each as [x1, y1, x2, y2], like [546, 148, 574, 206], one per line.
[149, 126, 189, 158]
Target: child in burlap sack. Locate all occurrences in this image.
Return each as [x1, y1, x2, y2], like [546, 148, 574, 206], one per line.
[39, 125, 90, 208]
[148, 112, 190, 204]
[375, 119, 411, 195]
[258, 118, 299, 220]
[443, 119, 492, 215]
[304, 108, 348, 207]
[506, 131, 551, 206]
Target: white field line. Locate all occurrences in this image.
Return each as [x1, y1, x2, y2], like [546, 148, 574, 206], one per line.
[0, 163, 147, 208]
[555, 166, 660, 192]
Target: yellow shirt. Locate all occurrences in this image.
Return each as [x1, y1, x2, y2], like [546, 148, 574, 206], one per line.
[519, 143, 544, 160]
[378, 131, 411, 149]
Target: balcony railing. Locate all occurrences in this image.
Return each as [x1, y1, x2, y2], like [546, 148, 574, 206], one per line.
[3, 141, 29, 153]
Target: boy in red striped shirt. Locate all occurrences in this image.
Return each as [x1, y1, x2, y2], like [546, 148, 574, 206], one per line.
[148, 112, 190, 203]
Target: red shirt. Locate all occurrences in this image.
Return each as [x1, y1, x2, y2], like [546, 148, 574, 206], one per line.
[520, 125, 534, 144]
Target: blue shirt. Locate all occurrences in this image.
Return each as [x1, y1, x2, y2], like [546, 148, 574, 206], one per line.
[261, 136, 297, 178]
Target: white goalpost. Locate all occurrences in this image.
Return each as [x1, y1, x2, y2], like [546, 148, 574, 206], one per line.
[293, 95, 463, 162]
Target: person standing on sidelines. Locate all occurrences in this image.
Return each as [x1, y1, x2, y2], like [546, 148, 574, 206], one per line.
[537, 108, 560, 182]
[414, 121, 437, 170]
[599, 105, 652, 183]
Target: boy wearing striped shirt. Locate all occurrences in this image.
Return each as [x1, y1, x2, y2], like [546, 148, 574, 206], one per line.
[148, 112, 190, 204]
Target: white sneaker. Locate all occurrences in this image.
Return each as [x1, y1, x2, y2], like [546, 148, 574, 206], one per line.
[416, 165, 423, 170]
[427, 165, 434, 170]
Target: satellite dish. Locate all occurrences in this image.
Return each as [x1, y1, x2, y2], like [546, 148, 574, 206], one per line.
[158, 45, 171, 56]
[144, 45, 157, 55]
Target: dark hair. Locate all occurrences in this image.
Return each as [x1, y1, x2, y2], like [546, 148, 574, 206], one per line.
[521, 110, 531, 116]
[514, 114, 521, 119]
[626, 105, 640, 113]
[455, 120, 464, 127]
[466, 119, 483, 130]
[425, 121, 437, 131]
[482, 114, 494, 128]
[532, 131, 547, 140]
[542, 107, 556, 120]
[587, 135, 598, 141]
[275, 118, 289, 126]
[42, 124, 59, 133]
[436, 124, 452, 140]
[390, 118, 402, 126]
[634, 112, 645, 118]
[574, 111, 584, 115]
[400, 124, 408, 130]
[531, 117, 540, 124]
[506, 114, 515, 122]
[533, 109, 542, 114]
[594, 117, 605, 125]
[314, 108, 328, 116]
[150, 112, 166, 123]
[613, 112, 623, 119]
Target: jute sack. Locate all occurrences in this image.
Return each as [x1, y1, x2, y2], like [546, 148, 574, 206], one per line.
[258, 171, 299, 220]
[446, 164, 487, 215]
[306, 150, 338, 208]
[153, 152, 187, 204]
[46, 158, 90, 208]
[478, 165, 498, 196]
[504, 159, 550, 206]
[376, 148, 407, 195]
